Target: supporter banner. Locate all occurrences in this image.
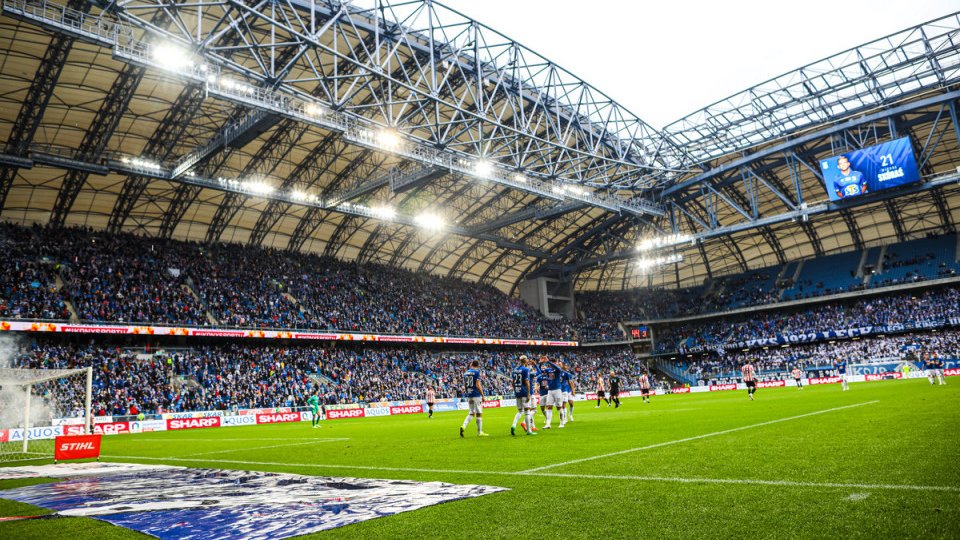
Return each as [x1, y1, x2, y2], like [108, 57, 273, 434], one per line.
[808, 376, 842, 385]
[327, 408, 365, 420]
[757, 380, 786, 388]
[54, 435, 102, 461]
[166, 417, 222, 430]
[0, 320, 578, 347]
[389, 404, 423, 415]
[222, 415, 258, 427]
[675, 320, 959, 354]
[709, 383, 738, 392]
[255, 412, 301, 424]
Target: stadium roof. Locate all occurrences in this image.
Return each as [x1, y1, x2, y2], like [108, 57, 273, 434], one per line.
[0, 1, 958, 293]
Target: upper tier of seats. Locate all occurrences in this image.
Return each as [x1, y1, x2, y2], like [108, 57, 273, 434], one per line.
[578, 233, 958, 322]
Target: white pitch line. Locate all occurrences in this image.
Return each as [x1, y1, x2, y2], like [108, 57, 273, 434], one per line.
[118, 438, 318, 442]
[96, 455, 960, 493]
[522, 400, 880, 473]
[180, 439, 349, 458]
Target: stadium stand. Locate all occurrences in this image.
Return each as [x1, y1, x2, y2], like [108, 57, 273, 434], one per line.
[780, 250, 864, 300]
[10, 340, 643, 415]
[871, 234, 960, 286]
[652, 285, 960, 354]
[0, 223, 580, 340]
[657, 330, 960, 386]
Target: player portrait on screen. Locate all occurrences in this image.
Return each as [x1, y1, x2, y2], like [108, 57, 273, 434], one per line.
[832, 155, 867, 199]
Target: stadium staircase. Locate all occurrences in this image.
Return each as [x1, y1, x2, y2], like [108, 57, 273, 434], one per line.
[650, 362, 687, 387]
[182, 279, 219, 325]
[54, 273, 80, 322]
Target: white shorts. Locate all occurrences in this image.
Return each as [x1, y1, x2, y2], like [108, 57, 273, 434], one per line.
[537, 394, 547, 407]
[467, 397, 483, 414]
[547, 389, 564, 407]
[563, 391, 572, 403]
[927, 369, 938, 377]
[517, 396, 536, 411]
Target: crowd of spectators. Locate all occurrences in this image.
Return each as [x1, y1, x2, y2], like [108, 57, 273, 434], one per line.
[0, 223, 596, 340]
[660, 330, 960, 384]
[0, 224, 72, 320]
[8, 339, 642, 416]
[3, 222, 957, 345]
[652, 286, 960, 354]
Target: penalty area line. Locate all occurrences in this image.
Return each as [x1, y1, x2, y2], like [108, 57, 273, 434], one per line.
[522, 400, 880, 473]
[96, 455, 960, 493]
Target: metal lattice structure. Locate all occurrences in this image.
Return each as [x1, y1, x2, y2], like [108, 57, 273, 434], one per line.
[0, 1, 958, 293]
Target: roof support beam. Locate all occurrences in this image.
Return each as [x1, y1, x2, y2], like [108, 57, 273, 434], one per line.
[0, 0, 88, 212]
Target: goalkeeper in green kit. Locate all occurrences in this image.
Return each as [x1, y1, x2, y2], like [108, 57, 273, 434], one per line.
[308, 393, 322, 428]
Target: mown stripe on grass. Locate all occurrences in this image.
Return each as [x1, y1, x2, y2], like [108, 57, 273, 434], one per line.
[522, 401, 879, 473]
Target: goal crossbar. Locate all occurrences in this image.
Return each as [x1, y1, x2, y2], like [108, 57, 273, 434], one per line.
[0, 367, 93, 458]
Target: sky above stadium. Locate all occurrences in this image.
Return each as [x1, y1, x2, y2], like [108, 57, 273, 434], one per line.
[436, 0, 957, 129]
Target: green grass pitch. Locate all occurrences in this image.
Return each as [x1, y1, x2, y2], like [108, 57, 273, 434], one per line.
[2, 379, 959, 539]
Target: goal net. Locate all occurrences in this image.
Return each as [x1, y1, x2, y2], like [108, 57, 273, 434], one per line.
[0, 367, 92, 463]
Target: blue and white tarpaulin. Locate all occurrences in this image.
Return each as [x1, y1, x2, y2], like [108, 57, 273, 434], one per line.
[0, 464, 506, 539]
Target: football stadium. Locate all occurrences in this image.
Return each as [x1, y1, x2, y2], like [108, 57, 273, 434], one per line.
[0, 1, 959, 538]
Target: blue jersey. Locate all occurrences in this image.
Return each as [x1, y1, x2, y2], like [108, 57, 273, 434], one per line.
[512, 365, 532, 397]
[835, 362, 847, 375]
[834, 172, 865, 198]
[540, 363, 562, 391]
[463, 368, 482, 398]
[560, 370, 572, 393]
[536, 373, 549, 396]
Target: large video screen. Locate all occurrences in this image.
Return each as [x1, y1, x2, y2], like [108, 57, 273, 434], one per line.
[819, 137, 921, 202]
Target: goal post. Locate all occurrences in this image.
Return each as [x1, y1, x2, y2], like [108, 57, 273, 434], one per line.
[0, 367, 92, 463]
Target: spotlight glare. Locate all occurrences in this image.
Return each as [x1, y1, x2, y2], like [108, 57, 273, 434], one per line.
[376, 129, 402, 150]
[245, 181, 275, 195]
[474, 160, 494, 178]
[372, 205, 397, 220]
[414, 211, 444, 231]
[152, 41, 193, 70]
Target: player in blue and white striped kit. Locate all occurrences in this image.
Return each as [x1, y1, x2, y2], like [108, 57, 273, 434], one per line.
[460, 359, 489, 437]
[538, 356, 566, 429]
[511, 355, 537, 436]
